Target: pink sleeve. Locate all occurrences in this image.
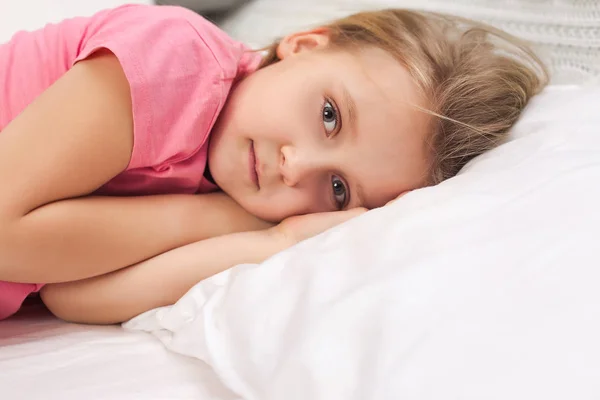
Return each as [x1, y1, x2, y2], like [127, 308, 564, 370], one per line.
[73, 4, 225, 170]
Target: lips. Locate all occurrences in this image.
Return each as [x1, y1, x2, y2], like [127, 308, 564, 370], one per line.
[249, 140, 260, 189]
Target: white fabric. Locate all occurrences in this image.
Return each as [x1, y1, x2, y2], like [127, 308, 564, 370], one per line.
[0, 304, 236, 400]
[220, 0, 600, 85]
[125, 84, 600, 400]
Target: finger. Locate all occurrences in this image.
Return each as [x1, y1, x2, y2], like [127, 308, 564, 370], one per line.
[385, 192, 409, 207]
[322, 207, 367, 227]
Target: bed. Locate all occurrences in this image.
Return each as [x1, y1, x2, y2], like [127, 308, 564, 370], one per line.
[0, 303, 236, 399]
[1, 1, 600, 399]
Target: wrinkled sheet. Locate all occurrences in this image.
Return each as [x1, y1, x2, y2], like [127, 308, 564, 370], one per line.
[0, 303, 236, 400]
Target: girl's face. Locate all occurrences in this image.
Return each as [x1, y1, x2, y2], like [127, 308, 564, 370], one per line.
[208, 29, 431, 222]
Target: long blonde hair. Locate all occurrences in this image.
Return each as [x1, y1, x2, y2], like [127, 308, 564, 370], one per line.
[258, 9, 549, 185]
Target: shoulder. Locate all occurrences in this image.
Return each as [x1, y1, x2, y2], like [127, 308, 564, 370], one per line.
[74, 4, 260, 171]
[172, 6, 254, 79]
[91, 4, 250, 80]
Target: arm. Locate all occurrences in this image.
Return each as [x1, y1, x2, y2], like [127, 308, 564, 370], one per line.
[0, 52, 270, 284]
[7, 192, 272, 284]
[40, 229, 290, 325]
[40, 208, 366, 325]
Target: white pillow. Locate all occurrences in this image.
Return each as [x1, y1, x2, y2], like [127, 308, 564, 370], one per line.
[125, 84, 600, 400]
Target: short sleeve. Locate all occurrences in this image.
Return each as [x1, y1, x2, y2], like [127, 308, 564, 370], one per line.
[73, 4, 225, 170]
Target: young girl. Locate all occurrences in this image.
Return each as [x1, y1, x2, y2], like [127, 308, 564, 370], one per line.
[0, 4, 547, 324]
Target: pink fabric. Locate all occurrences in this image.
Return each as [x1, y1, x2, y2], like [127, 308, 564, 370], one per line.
[0, 4, 262, 320]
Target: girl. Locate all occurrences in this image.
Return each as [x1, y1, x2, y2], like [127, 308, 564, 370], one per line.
[0, 4, 547, 324]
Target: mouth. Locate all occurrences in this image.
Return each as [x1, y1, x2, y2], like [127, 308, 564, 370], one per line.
[249, 140, 260, 189]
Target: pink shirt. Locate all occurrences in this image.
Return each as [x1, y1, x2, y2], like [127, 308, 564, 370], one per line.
[0, 4, 261, 320]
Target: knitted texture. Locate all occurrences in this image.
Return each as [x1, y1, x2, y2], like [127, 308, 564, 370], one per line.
[220, 0, 600, 84]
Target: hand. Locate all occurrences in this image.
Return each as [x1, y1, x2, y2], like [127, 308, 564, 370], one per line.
[384, 192, 408, 207]
[271, 208, 367, 246]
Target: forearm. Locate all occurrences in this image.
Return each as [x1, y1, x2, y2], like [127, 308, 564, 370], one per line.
[41, 229, 289, 325]
[1, 192, 272, 284]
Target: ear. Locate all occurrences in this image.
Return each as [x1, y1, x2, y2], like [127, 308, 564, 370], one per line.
[276, 27, 330, 60]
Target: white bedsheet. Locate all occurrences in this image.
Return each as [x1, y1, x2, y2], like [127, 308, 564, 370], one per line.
[0, 303, 236, 400]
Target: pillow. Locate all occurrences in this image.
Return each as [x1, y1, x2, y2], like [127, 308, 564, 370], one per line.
[125, 84, 600, 399]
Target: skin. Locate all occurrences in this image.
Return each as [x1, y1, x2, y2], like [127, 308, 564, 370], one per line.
[208, 28, 432, 222]
[0, 51, 271, 284]
[1, 29, 431, 324]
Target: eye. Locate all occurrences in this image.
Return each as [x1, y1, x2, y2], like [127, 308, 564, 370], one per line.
[331, 175, 348, 210]
[322, 99, 339, 136]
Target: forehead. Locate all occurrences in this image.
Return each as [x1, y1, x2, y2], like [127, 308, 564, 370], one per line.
[330, 47, 428, 126]
[324, 47, 432, 207]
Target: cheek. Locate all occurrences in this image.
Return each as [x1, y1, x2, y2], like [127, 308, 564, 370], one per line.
[260, 77, 320, 139]
[251, 185, 329, 221]
[246, 191, 301, 221]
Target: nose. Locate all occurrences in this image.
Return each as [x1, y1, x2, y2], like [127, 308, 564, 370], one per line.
[280, 145, 318, 187]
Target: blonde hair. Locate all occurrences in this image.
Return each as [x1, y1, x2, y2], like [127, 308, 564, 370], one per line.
[258, 9, 549, 185]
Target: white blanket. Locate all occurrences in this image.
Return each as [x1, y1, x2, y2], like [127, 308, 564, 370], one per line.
[125, 84, 600, 399]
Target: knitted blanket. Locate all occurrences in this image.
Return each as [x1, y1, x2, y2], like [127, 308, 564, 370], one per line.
[220, 0, 600, 84]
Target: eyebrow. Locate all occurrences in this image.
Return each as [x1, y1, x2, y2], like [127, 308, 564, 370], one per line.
[338, 84, 364, 209]
[354, 181, 367, 209]
[341, 84, 358, 136]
